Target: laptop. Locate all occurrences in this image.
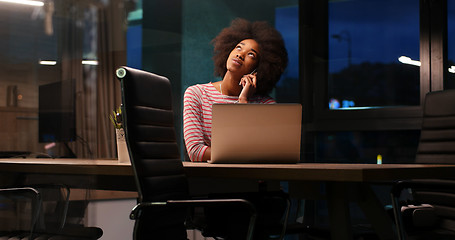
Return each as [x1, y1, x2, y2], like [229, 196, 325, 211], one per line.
[209, 103, 302, 164]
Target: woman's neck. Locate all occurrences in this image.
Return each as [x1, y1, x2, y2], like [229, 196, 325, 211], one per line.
[221, 72, 242, 96]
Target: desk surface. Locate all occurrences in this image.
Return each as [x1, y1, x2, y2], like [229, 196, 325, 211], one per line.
[1, 158, 455, 183]
[0, 158, 132, 176]
[184, 162, 455, 182]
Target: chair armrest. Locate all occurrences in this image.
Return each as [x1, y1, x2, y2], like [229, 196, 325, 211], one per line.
[0, 186, 39, 194]
[9, 183, 71, 229]
[391, 179, 455, 240]
[28, 183, 71, 229]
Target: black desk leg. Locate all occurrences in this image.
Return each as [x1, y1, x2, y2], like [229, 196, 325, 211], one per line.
[356, 183, 396, 240]
[327, 182, 397, 240]
[326, 182, 353, 240]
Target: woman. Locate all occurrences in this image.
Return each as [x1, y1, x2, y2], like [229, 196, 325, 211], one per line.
[184, 18, 288, 162]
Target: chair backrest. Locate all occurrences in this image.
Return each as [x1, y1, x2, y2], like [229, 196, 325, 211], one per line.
[116, 67, 189, 239]
[416, 89, 455, 163]
[116, 66, 189, 203]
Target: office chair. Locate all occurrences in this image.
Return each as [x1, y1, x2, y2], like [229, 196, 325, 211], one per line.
[0, 184, 103, 240]
[391, 89, 455, 240]
[0, 187, 41, 239]
[116, 66, 261, 240]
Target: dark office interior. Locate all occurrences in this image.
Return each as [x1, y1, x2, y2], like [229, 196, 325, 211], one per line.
[1, 0, 455, 239]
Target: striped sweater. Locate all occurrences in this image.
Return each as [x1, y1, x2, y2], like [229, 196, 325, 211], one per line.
[183, 82, 275, 162]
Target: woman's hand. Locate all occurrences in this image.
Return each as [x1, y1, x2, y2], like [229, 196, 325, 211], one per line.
[238, 72, 257, 103]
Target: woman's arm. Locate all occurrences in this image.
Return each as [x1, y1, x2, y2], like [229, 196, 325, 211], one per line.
[183, 86, 210, 162]
[201, 147, 211, 162]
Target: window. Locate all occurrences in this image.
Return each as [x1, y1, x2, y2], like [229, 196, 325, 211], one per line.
[302, 0, 424, 134]
[301, 0, 437, 163]
[328, 0, 420, 110]
[315, 130, 420, 163]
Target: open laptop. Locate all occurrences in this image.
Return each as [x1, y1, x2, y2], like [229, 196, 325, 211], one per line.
[209, 103, 302, 164]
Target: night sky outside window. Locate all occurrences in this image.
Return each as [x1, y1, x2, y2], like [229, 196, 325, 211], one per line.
[328, 0, 420, 110]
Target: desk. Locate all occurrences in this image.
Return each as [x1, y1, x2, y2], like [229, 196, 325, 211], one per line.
[2, 158, 453, 181]
[183, 162, 455, 182]
[1, 159, 455, 240]
[0, 158, 135, 191]
[184, 162, 455, 240]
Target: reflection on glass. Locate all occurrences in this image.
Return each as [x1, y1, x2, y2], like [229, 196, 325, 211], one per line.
[316, 130, 420, 163]
[0, 1, 118, 158]
[180, 0, 299, 103]
[0, 2, 61, 156]
[275, 5, 299, 103]
[447, 1, 455, 88]
[127, 0, 142, 69]
[1, 0, 298, 158]
[328, 0, 420, 109]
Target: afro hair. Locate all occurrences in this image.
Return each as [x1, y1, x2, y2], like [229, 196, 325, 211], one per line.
[211, 18, 288, 96]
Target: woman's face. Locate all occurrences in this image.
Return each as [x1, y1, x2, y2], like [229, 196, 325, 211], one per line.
[226, 39, 260, 76]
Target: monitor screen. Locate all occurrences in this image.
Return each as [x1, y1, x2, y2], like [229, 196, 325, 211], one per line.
[38, 80, 76, 143]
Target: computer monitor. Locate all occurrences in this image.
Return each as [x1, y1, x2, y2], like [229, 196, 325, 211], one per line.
[38, 80, 76, 143]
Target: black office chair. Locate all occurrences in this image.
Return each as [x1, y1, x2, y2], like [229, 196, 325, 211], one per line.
[0, 187, 41, 239]
[0, 184, 103, 240]
[391, 89, 455, 240]
[116, 66, 262, 240]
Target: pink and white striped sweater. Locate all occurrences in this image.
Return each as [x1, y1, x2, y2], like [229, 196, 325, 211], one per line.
[183, 82, 275, 162]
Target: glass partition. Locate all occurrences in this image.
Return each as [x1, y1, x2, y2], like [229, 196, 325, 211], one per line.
[140, 0, 299, 156]
[0, 0, 298, 159]
[179, 0, 299, 102]
[448, 1, 455, 88]
[0, 0, 128, 158]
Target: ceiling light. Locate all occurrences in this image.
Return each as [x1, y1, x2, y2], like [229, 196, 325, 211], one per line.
[0, 0, 44, 6]
[399, 56, 455, 74]
[82, 60, 98, 65]
[398, 56, 421, 67]
[39, 60, 57, 65]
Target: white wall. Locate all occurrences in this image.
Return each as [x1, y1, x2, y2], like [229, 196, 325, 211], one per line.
[86, 199, 210, 240]
[86, 199, 136, 240]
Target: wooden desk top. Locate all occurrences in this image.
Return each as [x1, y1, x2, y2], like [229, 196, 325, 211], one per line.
[183, 162, 455, 182]
[0, 158, 132, 176]
[0, 158, 454, 183]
